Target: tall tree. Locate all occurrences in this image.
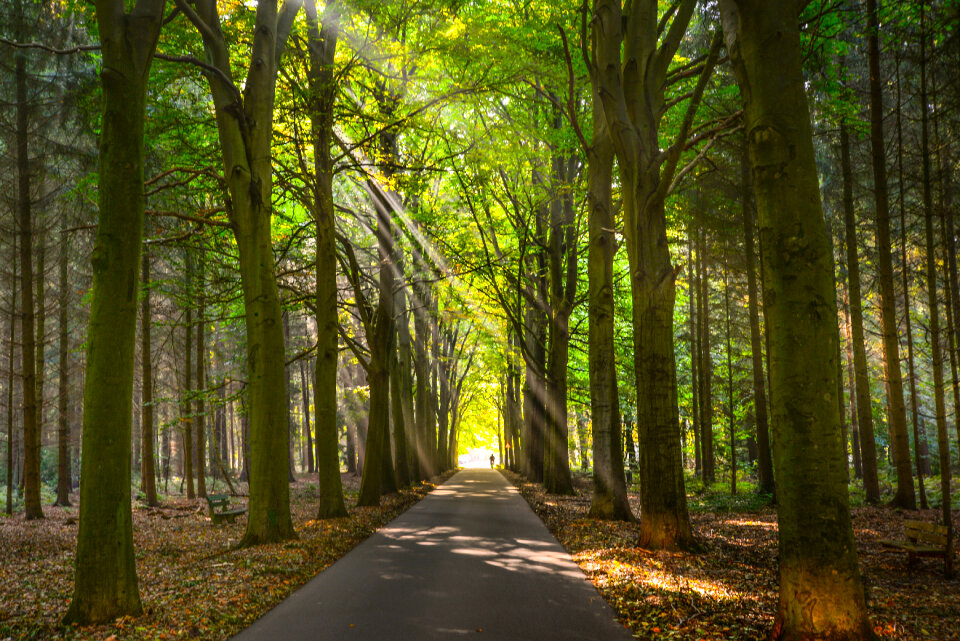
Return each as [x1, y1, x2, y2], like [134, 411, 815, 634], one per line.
[304, 0, 347, 518]
[917, 0, 952, 577]
[697, 226, 715, 485]
[894, 47, 927, 506]
[720, 1, 875, 637]
[839, 122, 880, 503]
[64, 0, 166, 623]
[584, 28, 631, 520]
[864, 0, 915, 509]
[175, 0, 301, 544]
[592, 0, 720, 549]
[195, 257, 207, 499]
[140, 245, 157, 507]
[15, 0, 42, 521]
[5, 238, 17, 516]
[182, 258, 195, 499]
[739, 148, 773, 495]
[55, 216, 72, 507]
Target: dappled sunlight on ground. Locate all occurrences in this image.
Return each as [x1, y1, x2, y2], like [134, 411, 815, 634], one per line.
[504, 470, 960, 641]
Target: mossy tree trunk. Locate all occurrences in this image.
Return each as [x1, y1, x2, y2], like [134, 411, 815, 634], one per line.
[176, 0, 302, 545]
[64, 0, 166, 623]
[586, 69, 632, 520]
[593, 0, 720, 549]
[304, 0, 348, 519]
[720, 1, 876, 637]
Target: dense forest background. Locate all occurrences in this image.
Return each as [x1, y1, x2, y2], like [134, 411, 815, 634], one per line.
[0, 0, 958, 638]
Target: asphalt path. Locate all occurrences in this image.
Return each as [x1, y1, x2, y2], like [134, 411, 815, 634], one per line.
[231, 468, 634, 640]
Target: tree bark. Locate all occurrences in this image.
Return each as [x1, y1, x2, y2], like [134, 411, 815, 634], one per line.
[587, 80, 631, 520]
[178, 0, 300, 544]
[15, 21, 42, 521]
[55, 223, 72, 507]
[697, 227, 715, 486]
[298, 360, 314, 474]
[303, 0, 348, 518]
[182, 261, 194, 499]
[6, 238, 17, 516]
[64, 0, 166, 623]
[917, 2, 952, 576]
[720, 2, 876, 637]
[195, 263, 207, 499]
[723, 246, 736, 495]
[139, 245, 157, 506]
[864, 0, 915, 509]
[592, 0, 717, 550]
[841, 290, 863, 479]
[688, 230, 702, 477]
[740, 147, 773, 495]
[839, 122, 881, 503]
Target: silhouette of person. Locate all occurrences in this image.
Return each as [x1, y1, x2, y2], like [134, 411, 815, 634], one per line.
[489, 454, 495, 468]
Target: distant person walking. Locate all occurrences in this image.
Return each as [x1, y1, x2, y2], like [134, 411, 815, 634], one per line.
[489, 454, 495, 468]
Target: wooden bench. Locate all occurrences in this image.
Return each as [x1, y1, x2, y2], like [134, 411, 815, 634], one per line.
[205, 494, 246, 525]
[880, 519, 950, 565]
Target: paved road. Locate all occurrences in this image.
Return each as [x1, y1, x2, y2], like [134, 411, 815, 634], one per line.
[231, 468, 633, 640]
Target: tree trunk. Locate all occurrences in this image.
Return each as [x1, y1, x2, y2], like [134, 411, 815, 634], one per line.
[864, 0, 915, 509]
[723, 247, 736, 495]
[523, 290, 547, 483]
[304, 0, 347, 519]
[299, 360, 314, 474]
[841, 291, 863, 479]
[894, 54, 928, 505]
[437, 331, 450, 470]
[35, 227, 46, 491]
[358, 185, 399, 504]
[543, 145, 577, 496]
[64, 0, 166, 622]
[390, 347, 410, 487]
[195, 268, 207, 499]
[917, 2, 952, 576]
[396, 286, 419, 483]
[182, 0, 299, 545]
[55, 224, 72, 507]
[698, 227, 715, 486]
[182, 266, 194, 500]
[15, 32, 42, 521]
[688, 230, 702, 477]
[139, 246, 157, 506]
[587, 87, 631, 520]
[720, 2, 875, 637]
[839, 122, 881, 503]
[740, 148, 773, 495]
[6, 238, 17, 516]
[412, 264, 435, 479]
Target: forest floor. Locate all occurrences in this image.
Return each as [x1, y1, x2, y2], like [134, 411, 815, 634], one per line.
[0, 470, 455, 641]
[503, 470, 960, 641]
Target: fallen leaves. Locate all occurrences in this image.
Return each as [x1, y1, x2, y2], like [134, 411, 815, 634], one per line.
[0, 470, 454, 640]
[504, 471, 960, 641]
